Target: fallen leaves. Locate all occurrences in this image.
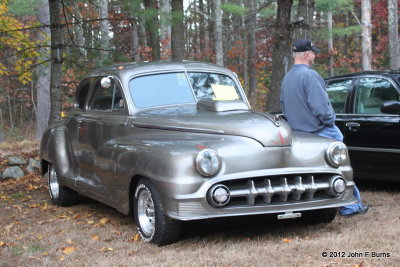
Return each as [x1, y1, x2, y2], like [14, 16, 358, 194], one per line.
[97, 217, 110, 226]
[26, 184, 39, 191]
[282, 238, 293, 243]
[129, 233, 141, 242]
[91, 235, 100, 241]
[99, 247, 114, 252]
[61, 246, 77, 254]
[5, 223, 14, 232]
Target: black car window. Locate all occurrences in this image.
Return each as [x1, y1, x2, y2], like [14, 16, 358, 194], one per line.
[355, 78, 399, 114]
[326, 79, 352, 113]
[129, 72, 195, 108]
[187, 72, 242, 100]
[89, 79, 124, 111]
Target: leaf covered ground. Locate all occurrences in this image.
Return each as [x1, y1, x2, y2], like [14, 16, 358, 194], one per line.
[1, 143, 399, 266]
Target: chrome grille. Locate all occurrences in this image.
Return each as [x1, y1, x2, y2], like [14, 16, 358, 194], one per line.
[219, 174, 340, 206]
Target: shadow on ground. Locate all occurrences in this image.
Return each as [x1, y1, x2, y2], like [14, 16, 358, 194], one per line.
[355, 178, 400, 192]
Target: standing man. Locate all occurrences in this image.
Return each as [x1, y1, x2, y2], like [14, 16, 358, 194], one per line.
[280, 39, 368, 216]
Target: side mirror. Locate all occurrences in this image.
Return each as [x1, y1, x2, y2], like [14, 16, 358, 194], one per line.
[380, 100, 400, 115]
[100, 76, 112, 88]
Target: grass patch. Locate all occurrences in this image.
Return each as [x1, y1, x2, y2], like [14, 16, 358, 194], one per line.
[10, 192, 25, 199]
[28, 245, 46, 253]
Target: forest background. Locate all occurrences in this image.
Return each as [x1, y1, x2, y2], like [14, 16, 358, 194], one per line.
[0, 0, 399, 142]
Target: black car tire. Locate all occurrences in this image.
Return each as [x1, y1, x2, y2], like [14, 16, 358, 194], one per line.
[134, 178, 180, 246]
[47, 165, 78, 206]
[302, 208, 337, 224]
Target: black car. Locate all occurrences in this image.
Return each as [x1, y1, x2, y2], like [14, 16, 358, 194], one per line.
[325, 71, 400, 181]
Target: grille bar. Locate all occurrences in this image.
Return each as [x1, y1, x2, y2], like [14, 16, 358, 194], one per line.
[228, 175, 331, 204]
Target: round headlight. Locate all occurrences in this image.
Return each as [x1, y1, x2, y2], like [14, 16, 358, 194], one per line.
[326, 142, 348, 167]
[196, 149, 221, 177]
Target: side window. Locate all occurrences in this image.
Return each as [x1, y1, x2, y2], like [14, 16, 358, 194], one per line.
[89, 79, 124, 111]
[74, 82, 91, 109]
[355, 78, 399, 114]
[326, 79, 352, 113]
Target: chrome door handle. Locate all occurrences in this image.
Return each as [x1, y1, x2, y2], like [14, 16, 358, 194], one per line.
[346, 122, 360, 127]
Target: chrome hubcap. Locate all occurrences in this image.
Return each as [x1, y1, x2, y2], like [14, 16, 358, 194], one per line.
[49, 167, 59, 200]
[137, 189, 155, 236]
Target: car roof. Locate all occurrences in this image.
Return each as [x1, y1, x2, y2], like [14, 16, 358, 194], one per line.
[325, 70, 400, 80]
[87, 61, 234, 79]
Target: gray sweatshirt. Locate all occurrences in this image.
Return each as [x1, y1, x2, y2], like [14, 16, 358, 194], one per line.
[280, 64, 335, 132]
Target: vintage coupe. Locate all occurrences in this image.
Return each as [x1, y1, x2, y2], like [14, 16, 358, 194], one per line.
[40, 61, 356, 246]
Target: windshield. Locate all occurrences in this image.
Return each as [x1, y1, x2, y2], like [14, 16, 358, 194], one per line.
[129, 72, 242, 108]
[129, 72, 195, 108]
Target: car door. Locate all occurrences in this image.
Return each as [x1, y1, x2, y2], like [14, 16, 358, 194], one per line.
[343, 76, 400, 180]
[325, 78, 354, 133]
[77, 77, 129, 198]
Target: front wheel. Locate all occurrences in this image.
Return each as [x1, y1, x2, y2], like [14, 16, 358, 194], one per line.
[134, 179, 180, 246]
[47, 165, 78, 206]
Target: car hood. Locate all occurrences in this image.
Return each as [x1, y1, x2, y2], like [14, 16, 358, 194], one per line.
[131, 104, 292, 147]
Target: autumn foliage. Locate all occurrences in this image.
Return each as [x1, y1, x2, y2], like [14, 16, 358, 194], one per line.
[0, 0, 40, 84]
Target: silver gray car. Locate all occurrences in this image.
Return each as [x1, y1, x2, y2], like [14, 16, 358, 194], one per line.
[40, 61, 357, 246]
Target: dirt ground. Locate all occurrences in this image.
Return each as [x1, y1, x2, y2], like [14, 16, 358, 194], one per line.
[0, 144, 399, 266]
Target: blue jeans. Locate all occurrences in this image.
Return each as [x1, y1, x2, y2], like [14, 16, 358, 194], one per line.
[315, 125, 366, 215]
[314, 125, 344, 142]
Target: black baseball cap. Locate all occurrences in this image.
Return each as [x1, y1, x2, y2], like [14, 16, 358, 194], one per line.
[292, 39, 321, 53]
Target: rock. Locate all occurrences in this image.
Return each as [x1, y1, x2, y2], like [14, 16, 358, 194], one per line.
[7, 156, 27, 166]
[1, 166, 24, 180]
[27, 158, 40, 173]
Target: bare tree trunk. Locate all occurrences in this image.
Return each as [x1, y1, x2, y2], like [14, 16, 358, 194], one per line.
[292, 0, 314, 40]
[207, 0, 214, 55]
[222, 0, 230, 63]
[171, 0, 184, 60]
[361, 0, 372, 70]
[0, 109, 4, 142]
[99, 0, 110, 63]
[36, 0, 51, 140]
[214, 0, 223, 66]
[388, 0, 400, 70]
[131, 21, 141, 62]
[241, 0, 249, 94]
[267, 0, 293, 112]
[160, 0, 171, 60]
[327, 11, 334, 77]
[144, 0, 161, 60]
[246, 0, 256, 98]
[199, 0, 206, 53]
[48, 0, 63, 125]
[74, 6, 86, 58]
